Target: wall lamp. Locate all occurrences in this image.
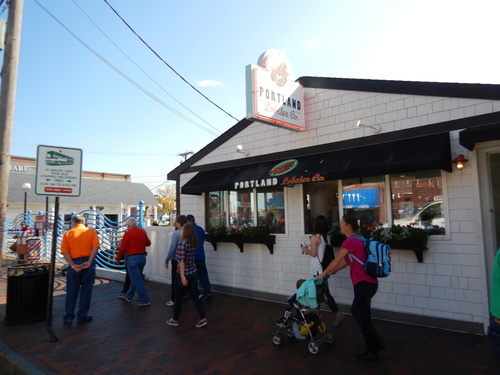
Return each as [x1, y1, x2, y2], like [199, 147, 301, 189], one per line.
[356, 120, 381, 133]
[452, 154, 468, 170]
[236, 144, 249, 157]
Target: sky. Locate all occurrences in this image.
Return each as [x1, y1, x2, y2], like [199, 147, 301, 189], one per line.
[2, 0, 500, 192]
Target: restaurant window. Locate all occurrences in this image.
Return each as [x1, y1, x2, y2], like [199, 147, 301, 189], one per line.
[303, 181, 339, 234]
[206, 187, 286, 234]
[256, 187, 285, 233]
[390, 170, 445, 235]
[229, 189, 254, 227]
[342, 176, 387, 230]
[206, 191, 228, 228]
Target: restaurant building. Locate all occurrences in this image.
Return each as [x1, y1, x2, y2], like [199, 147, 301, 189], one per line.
[168, 51, 500, 334]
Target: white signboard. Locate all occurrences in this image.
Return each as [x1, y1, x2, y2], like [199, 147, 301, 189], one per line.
[245, 49, 305, 131]
[35, 145, 83, 197]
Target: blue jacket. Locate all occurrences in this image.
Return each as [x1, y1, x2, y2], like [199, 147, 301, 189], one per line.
[191, 222, 206, 260]
[165, 229, 181, 264]
[296, 278, 321, 308]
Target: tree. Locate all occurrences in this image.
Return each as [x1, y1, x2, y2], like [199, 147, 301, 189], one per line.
[156, 184, 176, 221]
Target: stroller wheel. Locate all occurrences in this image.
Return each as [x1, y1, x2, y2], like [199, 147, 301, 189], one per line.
[308, 341, 319, 355]
[326, 332, 334, 344]
[285, 327, 294, 338]
[273, 333, 284, 346]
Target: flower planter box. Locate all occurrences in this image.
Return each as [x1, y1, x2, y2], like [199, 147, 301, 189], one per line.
[205, 234, 276, 254]
[387, 238, 428, 263]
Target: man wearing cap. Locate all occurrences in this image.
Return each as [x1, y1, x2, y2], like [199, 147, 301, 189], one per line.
[116, 217, 152, 306]
[61, 215, 100, 326]
[186, 214, 212, 299]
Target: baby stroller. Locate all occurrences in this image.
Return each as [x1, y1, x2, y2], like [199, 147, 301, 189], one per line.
[272, 277, 334, 354]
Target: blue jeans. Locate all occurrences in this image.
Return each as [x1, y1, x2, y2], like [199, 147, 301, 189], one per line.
[64, 257, 95, 322]
[173, 272, 205, 321]
[195, 259, 212, 296]
[125, 253, 150, 303]
[488, 315, 500, 360]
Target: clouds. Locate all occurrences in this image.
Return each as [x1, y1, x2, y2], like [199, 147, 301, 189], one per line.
[197, 80, 224, 87]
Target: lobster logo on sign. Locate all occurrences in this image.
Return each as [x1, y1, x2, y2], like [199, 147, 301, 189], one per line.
[269, 159, 298, 176]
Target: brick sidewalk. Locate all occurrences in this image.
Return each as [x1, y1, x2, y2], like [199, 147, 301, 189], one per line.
[0, 254, 498, 374]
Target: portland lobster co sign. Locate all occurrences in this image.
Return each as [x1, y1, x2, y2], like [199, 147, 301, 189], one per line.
[245, 49, 305, 131]
[233, 159, 325, 190]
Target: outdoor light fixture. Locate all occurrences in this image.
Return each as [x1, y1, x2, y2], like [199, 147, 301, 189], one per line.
[236, 144, 249, 157]
[356, 120, 381, 133]
[452, 154, 468, 170]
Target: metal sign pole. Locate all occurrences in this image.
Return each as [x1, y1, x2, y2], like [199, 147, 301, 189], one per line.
[46, 196, 59, 342]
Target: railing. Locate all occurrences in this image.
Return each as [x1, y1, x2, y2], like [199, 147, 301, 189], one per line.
[1, 201, 147, 272]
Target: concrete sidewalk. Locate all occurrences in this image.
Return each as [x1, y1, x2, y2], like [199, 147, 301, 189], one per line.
[0, 254, 498, 374]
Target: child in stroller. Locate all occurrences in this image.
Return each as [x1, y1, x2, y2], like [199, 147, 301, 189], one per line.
[273, 277, 334, 354]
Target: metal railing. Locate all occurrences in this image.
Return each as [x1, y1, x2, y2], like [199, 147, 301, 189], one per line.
[2, 201, 147, 272]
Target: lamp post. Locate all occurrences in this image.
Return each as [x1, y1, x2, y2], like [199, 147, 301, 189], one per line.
[22, 182, 31, 215]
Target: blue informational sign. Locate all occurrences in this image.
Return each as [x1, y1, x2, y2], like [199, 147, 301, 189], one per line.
[343, 188, 380, 208]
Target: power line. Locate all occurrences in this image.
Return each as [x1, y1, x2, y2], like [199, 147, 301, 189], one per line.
[102, 0, 240, 123]
[71, 0, 222, 136]
[32, 0, 221, 137]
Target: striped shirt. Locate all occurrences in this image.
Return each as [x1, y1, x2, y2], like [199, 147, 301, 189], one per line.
[176, 240, 197, 276]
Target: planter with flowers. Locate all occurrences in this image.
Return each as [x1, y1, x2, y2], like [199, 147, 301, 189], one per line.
[205, 225, 276, 254]
[370, 225, 429, 262]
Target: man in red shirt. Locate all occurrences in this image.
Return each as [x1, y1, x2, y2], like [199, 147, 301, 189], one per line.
[116, 217, 152, 306]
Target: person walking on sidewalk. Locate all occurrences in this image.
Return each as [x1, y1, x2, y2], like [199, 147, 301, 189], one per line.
[166, 224, 207, 328]
[316, 214, 385, 362]
[186, 214, 212, 300]
[116, 217, 152, 306]
[301, 215, 344, 327]
[61, 215, 100, 326]
[165, 215, 187, 306]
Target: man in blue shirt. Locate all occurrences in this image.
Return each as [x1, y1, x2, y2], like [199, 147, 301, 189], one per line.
[186, 214, 212, 299]
[165, 215, 187, 306]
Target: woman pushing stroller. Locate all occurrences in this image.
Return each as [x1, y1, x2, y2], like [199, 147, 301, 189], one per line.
[316, 214, 386, 362]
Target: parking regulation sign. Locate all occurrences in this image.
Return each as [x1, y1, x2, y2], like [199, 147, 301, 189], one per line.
[35, 145, 83, 197]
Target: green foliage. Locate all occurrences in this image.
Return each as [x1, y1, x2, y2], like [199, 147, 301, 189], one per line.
[206, 225, 227, 236]
[371, 224, 429, 242]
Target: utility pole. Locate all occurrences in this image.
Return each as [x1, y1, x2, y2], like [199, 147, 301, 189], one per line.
[178, 151, 193, 163]
[0, 0, 25, 270]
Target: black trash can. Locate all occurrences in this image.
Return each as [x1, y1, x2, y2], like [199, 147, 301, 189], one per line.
[4, 263, 50, 325]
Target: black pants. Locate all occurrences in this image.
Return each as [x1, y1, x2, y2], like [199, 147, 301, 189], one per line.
[351, 281, 382, 353]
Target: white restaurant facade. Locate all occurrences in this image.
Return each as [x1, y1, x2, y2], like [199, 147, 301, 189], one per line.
[168, 51, 500, 334]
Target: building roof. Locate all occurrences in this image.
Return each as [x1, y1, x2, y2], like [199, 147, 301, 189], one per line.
[167, 76, 500, 180]
[8, 171, 157, 206]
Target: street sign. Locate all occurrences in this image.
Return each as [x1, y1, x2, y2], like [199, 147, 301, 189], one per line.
[35, 145, 82, 197]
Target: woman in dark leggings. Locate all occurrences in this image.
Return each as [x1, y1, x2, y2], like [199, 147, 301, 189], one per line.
[317, 214, 386, 362]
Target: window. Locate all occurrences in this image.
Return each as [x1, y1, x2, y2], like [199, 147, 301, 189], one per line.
[206, 191, 228, 228]
[206, 187, 286, 234]
[257, 187, 285, 233]
[303, 181, 339, 234]
[391, 170, 445, 235]
[342, 176, 387, 229]
[229, 189, 254, 227]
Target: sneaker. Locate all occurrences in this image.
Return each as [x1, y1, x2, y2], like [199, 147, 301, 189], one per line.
[117, 293, 127, 299]
[137, 301, 151, 306]
[123, 296, 132, 303]
[204, 294, 213, 300]
[166, 318, 179, 326]
[166, 300, 175, 306]
[196, 318, 208, 328]
[198, 294, 204, 300]
[332, 311, 345, 327]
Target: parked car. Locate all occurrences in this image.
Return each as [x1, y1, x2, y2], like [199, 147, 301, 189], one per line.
[394, 200, 445, 234]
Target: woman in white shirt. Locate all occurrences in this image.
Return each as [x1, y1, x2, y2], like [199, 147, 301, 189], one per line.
[301, 215, 344, 327]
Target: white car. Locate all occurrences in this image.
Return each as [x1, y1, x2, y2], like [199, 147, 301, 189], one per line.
[394, 200, 445, 234]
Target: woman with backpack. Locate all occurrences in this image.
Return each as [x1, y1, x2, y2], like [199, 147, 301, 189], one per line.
[301, 215, 344, 327]
[316, 214, 386, 362]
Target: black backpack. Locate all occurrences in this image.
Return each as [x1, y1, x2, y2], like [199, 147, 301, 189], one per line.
[320, 238, 335, 271]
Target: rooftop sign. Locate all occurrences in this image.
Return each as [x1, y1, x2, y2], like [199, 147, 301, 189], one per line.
[245, 49, 305, 131]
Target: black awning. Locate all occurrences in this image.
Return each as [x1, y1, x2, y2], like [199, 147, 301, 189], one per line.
[459, 124, 500, 151]
[182, 133, 452, 195]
